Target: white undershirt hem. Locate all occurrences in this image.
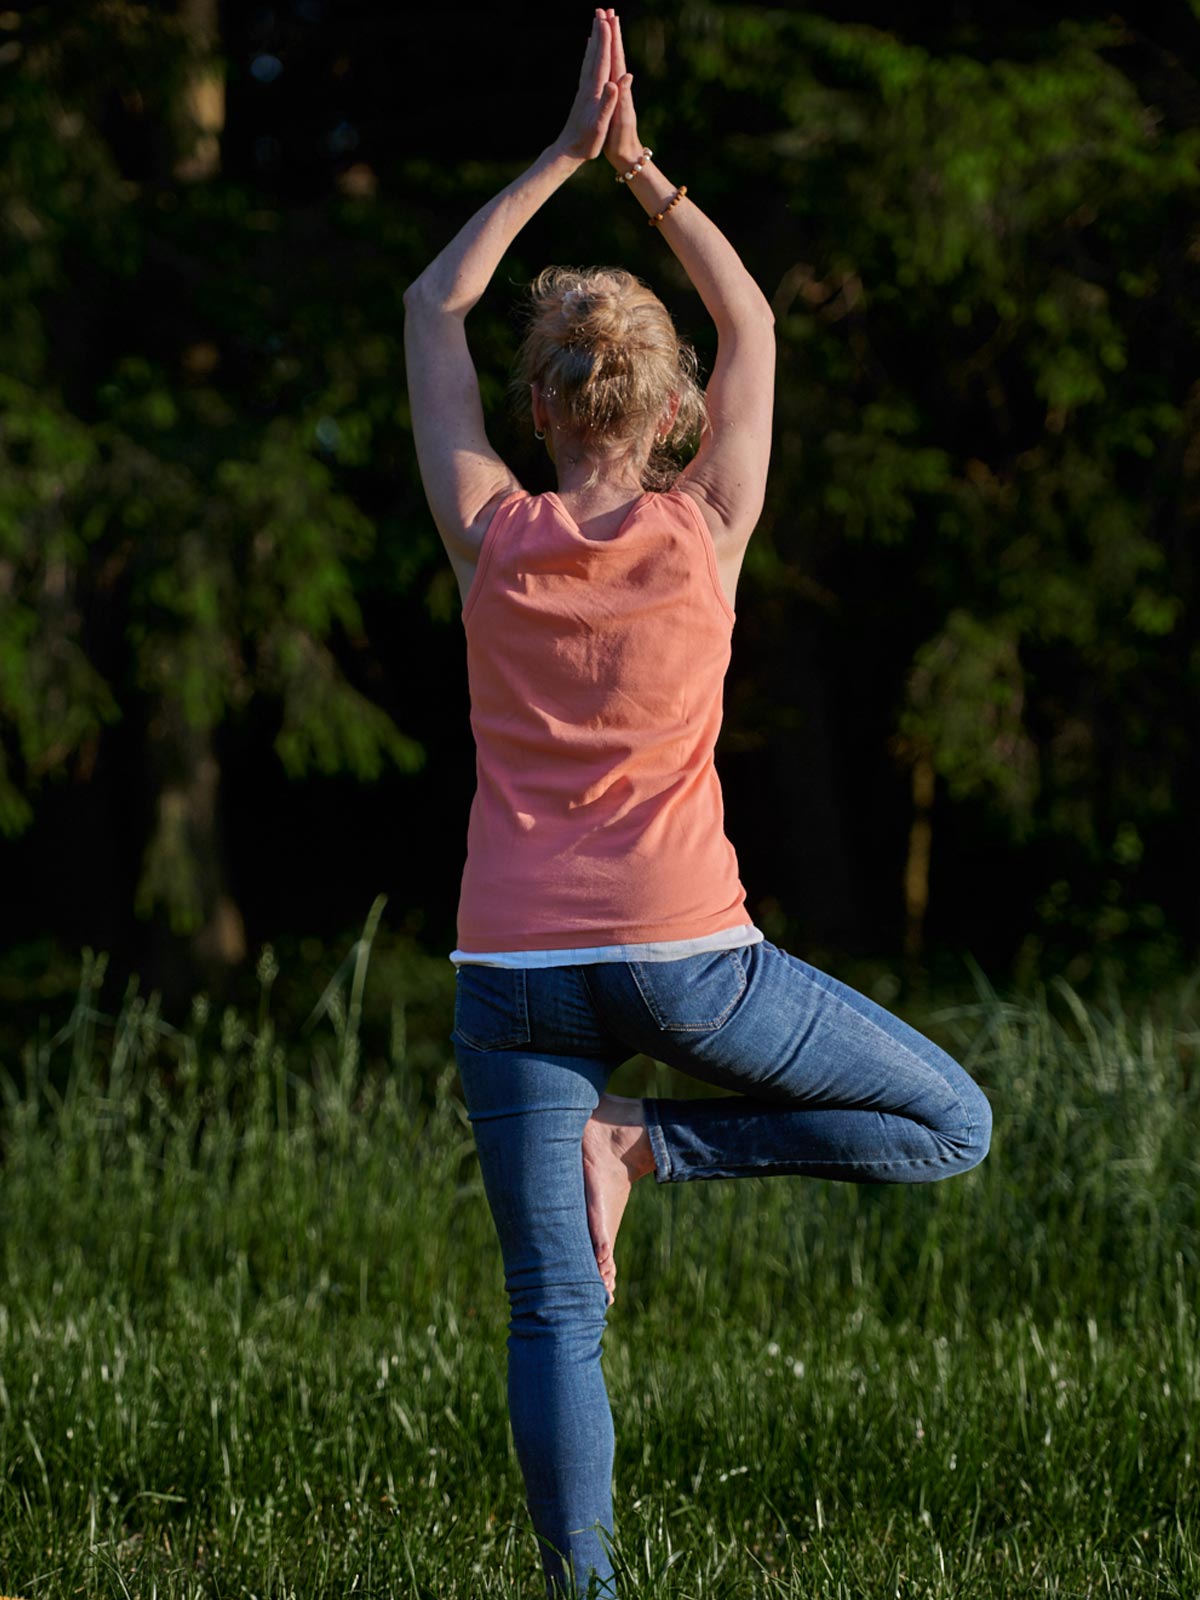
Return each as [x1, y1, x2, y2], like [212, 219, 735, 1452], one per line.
[449, 923, 765, 968]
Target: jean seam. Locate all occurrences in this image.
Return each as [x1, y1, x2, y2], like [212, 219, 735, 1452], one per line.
[453, 1029, 529, 1051]
[670, 1150, 976, 1175]
[642, 1097, 672, 1182]
[628, 952, 747, 1033]
[453, 965, 532, 1053]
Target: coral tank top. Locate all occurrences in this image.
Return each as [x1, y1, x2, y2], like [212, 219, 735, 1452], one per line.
[455, 486, 752, 952]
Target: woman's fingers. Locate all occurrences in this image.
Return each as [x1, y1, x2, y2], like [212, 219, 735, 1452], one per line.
[578, 12, 599, 86]
[582, 11, 610, 97]
[579, 13, 597, 85]
[556, 10, 617, 159]
[609, 9, 627, 81]
[597, 78, 619, 140]
[597, 16, 613, 94]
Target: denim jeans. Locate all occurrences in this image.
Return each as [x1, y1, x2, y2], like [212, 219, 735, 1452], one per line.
[450, 938, 992, 1598]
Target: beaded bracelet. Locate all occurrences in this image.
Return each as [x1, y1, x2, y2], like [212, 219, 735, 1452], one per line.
[649, 185, 687, 227]
[616, 147, 653, 183]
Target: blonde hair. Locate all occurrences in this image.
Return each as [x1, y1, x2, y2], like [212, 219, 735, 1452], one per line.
[511, 266, 707, 491]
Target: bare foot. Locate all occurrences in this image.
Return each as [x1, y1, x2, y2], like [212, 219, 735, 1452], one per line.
[581, 1093, 657, 1306]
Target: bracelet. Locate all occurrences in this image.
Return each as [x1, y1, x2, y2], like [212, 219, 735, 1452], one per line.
[649, 185, 687, 227]
[616, 148, 653, 184]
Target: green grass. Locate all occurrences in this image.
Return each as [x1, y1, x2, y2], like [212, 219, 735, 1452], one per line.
[1, 919, 1198, 1597]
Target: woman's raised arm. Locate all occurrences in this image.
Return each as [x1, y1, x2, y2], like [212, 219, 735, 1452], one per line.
[403, 12, 620, 582]
[601, 10, 775, 550]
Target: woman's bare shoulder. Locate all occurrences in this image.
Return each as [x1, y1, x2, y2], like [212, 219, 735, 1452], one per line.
[671, 482, 746, 613]
[448, 483, 528, 609]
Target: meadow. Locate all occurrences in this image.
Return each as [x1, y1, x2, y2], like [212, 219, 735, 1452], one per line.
[1, 921, 1198, 1598]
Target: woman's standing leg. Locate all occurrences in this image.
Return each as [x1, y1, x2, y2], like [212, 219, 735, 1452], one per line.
[452, 962, 623, 1598]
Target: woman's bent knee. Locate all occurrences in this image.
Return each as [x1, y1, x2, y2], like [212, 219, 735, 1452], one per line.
[949, 1081, 992, 1174]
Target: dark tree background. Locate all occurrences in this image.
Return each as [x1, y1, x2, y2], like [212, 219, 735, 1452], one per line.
[1, 0, 1198, 1022]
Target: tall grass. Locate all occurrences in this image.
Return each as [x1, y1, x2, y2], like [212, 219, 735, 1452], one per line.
[1, 908, 1198, 1597]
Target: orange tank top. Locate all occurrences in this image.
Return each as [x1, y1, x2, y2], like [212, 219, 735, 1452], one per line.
[455, 486, 751, 952]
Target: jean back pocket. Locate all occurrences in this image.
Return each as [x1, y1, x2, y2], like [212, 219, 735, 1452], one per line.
[629, 948, 748, 1033]
[452, 964, 532, 1051]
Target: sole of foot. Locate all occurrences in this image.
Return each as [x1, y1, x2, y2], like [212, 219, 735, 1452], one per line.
[581, 1092, 656, 1306]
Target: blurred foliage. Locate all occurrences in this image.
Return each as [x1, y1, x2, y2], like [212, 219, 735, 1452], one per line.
[0, 2, 427, 955]
[664, 7, 1199, 978]
[0, 1, 1198, 997]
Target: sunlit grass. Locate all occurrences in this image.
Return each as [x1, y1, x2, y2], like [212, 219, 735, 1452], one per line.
[1, 913, 1198, 1596]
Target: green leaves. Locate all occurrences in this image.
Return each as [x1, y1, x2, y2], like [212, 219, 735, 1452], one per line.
[271, 643, 425, 782]
[669, 3, 1198, 964]
[900, 609, 1039, 827]
[0, 69, 429, 944]
[823, 401, 954, 545]
[0, 378, 121, 837]
[1, 0, 1197, 975]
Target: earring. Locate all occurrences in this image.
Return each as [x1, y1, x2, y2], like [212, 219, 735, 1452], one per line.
[534, 428, 546, 441]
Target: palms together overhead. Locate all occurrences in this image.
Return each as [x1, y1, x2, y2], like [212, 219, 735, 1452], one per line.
[558, 9, 637, 164]
[557, 11, 617, 161]
[600, 9, 642, 169]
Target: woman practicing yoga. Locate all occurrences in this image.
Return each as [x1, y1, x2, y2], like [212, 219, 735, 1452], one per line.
[403, 10, 992, 1596]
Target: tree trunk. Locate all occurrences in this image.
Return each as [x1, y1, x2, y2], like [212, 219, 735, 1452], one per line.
[135, 695, 247, 1010]
[902, 747, 935, 963]
[173, 0, 225, 183]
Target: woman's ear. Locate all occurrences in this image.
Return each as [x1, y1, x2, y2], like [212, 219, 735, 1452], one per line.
[530, 380, 548, 437]
[659, 391, 682, 440]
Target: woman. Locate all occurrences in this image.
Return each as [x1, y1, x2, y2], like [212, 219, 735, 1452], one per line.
[403, 11, 991, 1596]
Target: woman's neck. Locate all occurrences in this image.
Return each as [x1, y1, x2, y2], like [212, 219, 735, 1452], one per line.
[553, 475, 645, 505]
[551, 444, 647, 503]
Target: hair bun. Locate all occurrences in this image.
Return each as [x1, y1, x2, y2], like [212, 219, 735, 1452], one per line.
[511, 265, 708, 492]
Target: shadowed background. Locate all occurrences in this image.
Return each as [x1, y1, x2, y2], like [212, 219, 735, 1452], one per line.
[1, 0, 1198, 1025]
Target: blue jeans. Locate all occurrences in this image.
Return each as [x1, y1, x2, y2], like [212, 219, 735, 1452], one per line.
[451, 939, 992, 1598]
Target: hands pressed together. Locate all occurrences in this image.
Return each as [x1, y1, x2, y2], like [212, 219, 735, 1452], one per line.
[556, 8, 644, 172]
